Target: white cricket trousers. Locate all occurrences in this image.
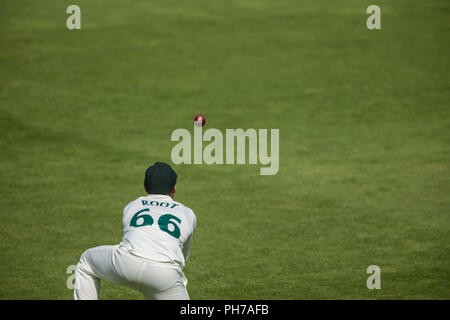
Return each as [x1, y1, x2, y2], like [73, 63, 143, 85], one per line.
[74, 245, 189, 300]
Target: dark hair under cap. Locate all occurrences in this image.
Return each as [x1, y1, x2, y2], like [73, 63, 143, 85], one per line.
[144, 162, 177, 194]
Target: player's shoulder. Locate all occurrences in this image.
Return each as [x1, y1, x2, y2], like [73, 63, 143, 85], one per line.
[172, 200, 197, 223]
[173, 199, 196, 216]
[124, 195, 196, 223]
[123, 196, 145, 212]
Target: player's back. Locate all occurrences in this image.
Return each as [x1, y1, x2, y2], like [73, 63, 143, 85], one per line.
[120, 194, 196, 269]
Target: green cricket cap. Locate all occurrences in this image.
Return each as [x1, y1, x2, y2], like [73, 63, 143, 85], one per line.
[144, 162, 177, 195]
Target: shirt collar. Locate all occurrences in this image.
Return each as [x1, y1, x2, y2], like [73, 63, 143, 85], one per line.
[146, 194, 173, 201]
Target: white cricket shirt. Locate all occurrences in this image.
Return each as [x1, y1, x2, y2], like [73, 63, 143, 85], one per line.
[119, 194, 196, 269]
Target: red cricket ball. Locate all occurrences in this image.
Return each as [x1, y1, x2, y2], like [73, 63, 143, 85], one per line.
[193, 114, 206, 127]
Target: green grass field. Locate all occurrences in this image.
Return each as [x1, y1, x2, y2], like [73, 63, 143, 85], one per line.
[1, 0, 449, 299]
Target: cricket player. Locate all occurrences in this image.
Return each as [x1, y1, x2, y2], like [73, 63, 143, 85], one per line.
[74, 162, 197, 300]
